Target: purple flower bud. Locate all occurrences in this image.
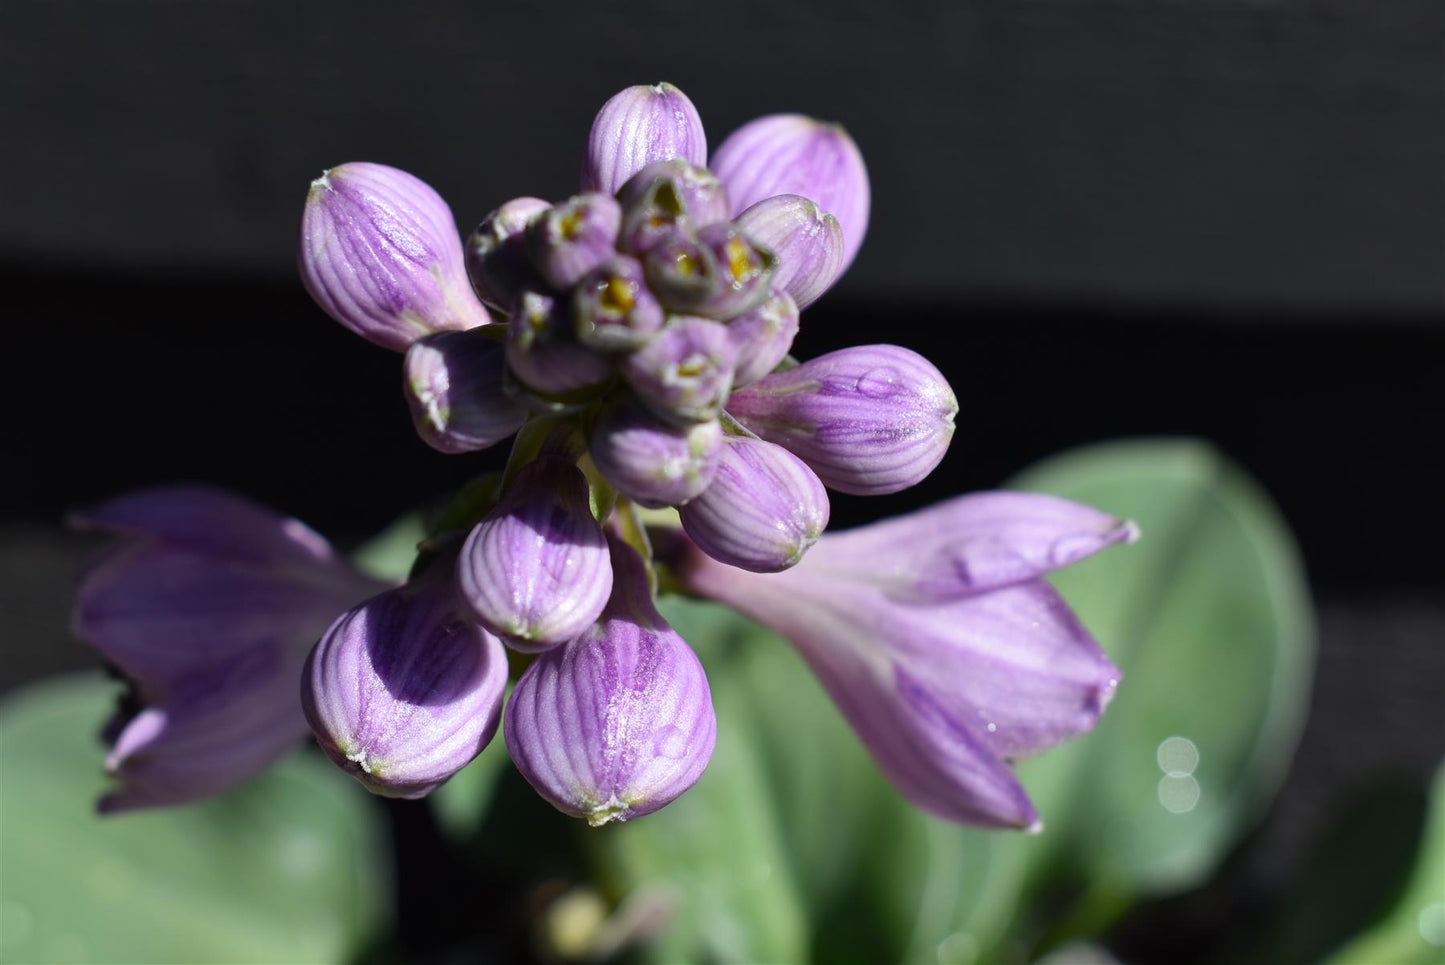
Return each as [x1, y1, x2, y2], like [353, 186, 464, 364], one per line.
[526, 193, 623, 290]
[679, 436, 830, 572]
[506, 290, 614, 398]
[465, 196, 551, 310]
[302, 573, 509, 799]
[70, 486, 385, 812]
[581, 83, 708, 196]
[403, 329, 528, 454]
[621, 316, 737, 423]
[590, 395, 723, 508]
[732, 195, 845, 309]
[727, 288, 800, 388]
[711, 115, 871, 272]
[300, 162, 488, 352]
[616, 176, 688, 257]
[457, 457, 613, 650]
[675, 491, 1134, 828]
[619, 159, 731, 228]
[725, 344, 957, 495]
[572, 256, 666, 352]
[641, 224, 774, 321]
[505, 536, 716, 825]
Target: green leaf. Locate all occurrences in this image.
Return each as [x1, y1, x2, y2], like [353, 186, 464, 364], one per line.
[1323, 762, 1445, 965]
[588, 597, 808, 965]
[1007, 438, 1315, 896]
[0, 675, 390, 965]
[428, 714, 512, 841]
[351, 511, 424, 583]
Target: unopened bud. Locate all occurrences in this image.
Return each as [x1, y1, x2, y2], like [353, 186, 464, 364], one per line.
[506, 290, 614, 398]
[300, 162, 488, 352]
[589, 395, 722, 508]
[725, 344, 956, 495]
[465, 196, 550, 310]
[527, 193, 623, 290]
[458, 457, 613, 650]
[619, 159, 730, 228]
[403, 330, 528, 453]
[621, 316, 737, 423]
[581, 83, 708, 196]
[727, 288, 799, 387]
[732, 195, 845, 310]
[573, 256, 665, 352]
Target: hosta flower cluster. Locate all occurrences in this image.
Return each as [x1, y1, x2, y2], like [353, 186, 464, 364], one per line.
[74, 83, 1136, 831]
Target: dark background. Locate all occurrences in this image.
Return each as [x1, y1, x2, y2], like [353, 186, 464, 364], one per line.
[2, 1, 1441, 962]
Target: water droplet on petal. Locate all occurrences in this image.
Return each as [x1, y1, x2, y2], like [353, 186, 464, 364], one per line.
[856, 366, 902, 399]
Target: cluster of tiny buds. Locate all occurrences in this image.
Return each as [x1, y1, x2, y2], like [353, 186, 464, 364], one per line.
[296, 82, 960, 823]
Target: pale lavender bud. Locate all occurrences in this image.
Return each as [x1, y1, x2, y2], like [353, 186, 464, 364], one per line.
[302, 574, 509, 799]
[465, 196, 551, 310]
[640, 224, 774, 321]
[505, 536, 716, 825]
[581, 83, 708, 196]
[732, 195, 845, 309]
[727, 288, 800, 388]
[572, 256, 666, 352]
[619, 159, 731, 227]
[621, 316, 737, 423]
[506, 290, 614, 397]
[527, 193, 623, 290]
[616, 176, 687, 257]
[679, 435, 829, 572]
[457, 457, 613, 650]
[711, 115, 871, 272]
[725, 344, 957, 496]
[403, 329, 528, 454]
[590, 395, 723, 508]
[300, 162, 488, 352]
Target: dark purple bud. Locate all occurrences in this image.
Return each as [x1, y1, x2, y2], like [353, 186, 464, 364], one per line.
[457, 457, 613, 650]
[465, 196, 550, 310]
[725, 345, 957, 495]
[505, 536, 716, 825]
[526, 193, 623, 290]
[620, 316, 737, 423]
[679, 436, 829, 572]
[302, 575, 509, 799]
[581, 83, 708, 196]
[641, 224, 774, 321]
[589, 395, 723, 508]
[616, 176, 688, 257]
[300, 162, 489, 352]
[572, 256, 666, 352]
[619, 158, 731, 228]
[403, 330, 528, 453]
[506, 290, 614, 398]
[711, 115, 871, 273]
[727, 287, 800, 388]
[732, 195, 845, 309]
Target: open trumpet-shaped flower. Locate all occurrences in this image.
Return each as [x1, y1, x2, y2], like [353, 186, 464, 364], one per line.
[673, 491, 1137, 828]
[71, 486, 387, 812]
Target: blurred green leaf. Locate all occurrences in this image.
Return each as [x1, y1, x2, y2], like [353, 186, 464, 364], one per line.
[1322, 762, 1445, 965]
[0, 675, 390, 965]
[429, 714, 512, 841]
[350, 511, 424, 583]
[589, 597, 808, 965]
[1007, 438, 1314, 897]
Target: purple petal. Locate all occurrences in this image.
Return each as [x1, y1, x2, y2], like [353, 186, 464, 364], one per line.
[299, 162, 488, 352]
[581, 84, 708, 196]
[815, 491, 1139, 601]
[733, 195, 845, 309]
[618, 158, 731, 227]
[679, 436, 829, 572]
[302, 574, 509, 798]
[711, 115, 870, 272]
[506, 289, 614, 398]
[725, 344, 957, 495]
[526, 193, 622, 290]
[679, 530, 1123, 828]
[572, 255, 666, 353]
[457, 457, 613, 649]
[505, 537, 716, 825]
[403, 330, 529, 454]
